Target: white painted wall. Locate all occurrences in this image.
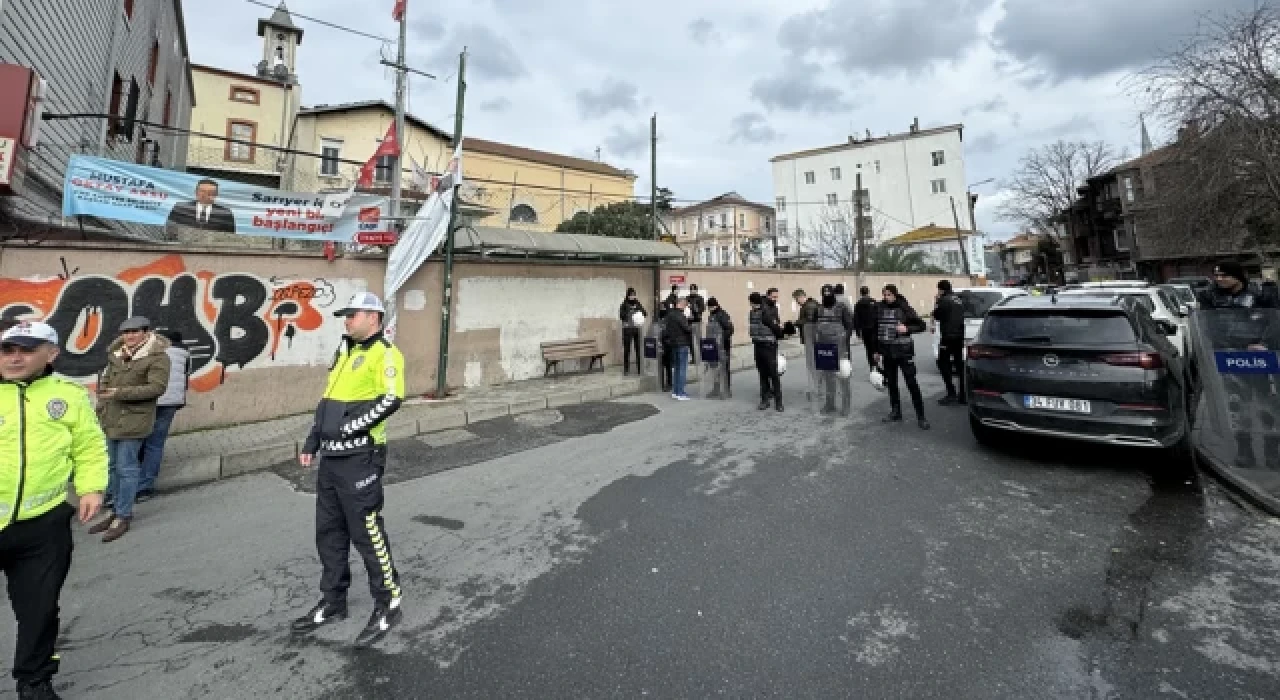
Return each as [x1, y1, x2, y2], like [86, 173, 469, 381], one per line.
[902, 238, 989, 277]
[772, 127, 970, 261]
[453, 276, 627, 382]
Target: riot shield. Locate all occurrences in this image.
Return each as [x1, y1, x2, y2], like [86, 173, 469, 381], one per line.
[813, 319, 853, 416]
[644, 315, 666, 392]
[700, 319, 731, 399]
[689, 319, 704, 381]
[802, 322, 821, 402]
[1190, 309, 1280, 504]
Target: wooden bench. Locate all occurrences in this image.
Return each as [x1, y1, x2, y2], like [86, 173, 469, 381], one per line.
[541, 338, 607, 376]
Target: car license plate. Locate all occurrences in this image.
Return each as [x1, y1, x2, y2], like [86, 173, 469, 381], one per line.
[1023, 395, 1091, 413]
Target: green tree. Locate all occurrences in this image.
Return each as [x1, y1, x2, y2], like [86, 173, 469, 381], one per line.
[866, 245, 945, 274]
[556, 200, 656, 239]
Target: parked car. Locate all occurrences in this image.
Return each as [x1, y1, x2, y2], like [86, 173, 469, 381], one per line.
[1158, 283, 1198, 312]
[966, 294, 1188, 454]
[932, 287, 1028, 361]
[1167, 276, 1214, 295]
[1058, 285, 1191, 359]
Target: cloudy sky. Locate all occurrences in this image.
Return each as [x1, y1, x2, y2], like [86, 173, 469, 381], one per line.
[187, 0, 1253, 239]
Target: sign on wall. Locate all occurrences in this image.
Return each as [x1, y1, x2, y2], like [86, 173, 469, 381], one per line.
[61, 155, 388, 241]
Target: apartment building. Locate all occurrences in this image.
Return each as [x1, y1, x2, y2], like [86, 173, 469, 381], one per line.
[663, 192, 775, 267]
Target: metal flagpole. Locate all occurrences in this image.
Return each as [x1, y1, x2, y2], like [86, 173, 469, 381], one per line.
[389, 2, 408, 227]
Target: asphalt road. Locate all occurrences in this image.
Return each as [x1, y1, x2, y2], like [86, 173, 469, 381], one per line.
[3, 341, 1280, 699]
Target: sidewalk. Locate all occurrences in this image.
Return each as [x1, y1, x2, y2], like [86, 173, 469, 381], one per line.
[155, 338, 804, 491]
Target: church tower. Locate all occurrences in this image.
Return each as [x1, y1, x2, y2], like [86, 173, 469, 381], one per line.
[256, 2, 303, 84]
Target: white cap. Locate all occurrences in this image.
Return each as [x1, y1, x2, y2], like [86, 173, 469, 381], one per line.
[1, 321, 59, 348]
[334, 291, 386, 317]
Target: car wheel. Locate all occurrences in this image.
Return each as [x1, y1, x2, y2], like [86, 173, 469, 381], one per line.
[969, 413, 997, 447]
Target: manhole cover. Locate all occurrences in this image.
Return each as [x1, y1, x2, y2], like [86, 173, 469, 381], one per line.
[514, 409, 564, 428]
[417, 428, 478, 447]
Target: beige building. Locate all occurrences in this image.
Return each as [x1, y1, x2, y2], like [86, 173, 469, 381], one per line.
[664, 192, 775, 267]
[287, 100, 636, 230]
[185, 2, 302, 187]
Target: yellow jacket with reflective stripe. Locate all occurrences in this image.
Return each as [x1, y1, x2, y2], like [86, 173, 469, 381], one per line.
[0, 370, 109, 530]
[303, 333, 406, 456]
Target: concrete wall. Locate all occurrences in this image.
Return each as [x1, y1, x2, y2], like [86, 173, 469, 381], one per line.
[660, 268, 970, 341]
[0, 242, 657, 432]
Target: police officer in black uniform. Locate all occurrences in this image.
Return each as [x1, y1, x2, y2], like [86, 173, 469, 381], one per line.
[875, 284, 930, 430]
[749, 292, 785, 411]
[933, 280, 967, 405]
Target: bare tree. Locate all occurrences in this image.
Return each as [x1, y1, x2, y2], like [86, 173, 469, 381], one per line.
[1129, 4, 1280, 259]
[795, 204, 886, 270]
[998, 140, 1125, 237]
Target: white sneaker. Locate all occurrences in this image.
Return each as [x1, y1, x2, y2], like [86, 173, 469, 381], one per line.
[675, 395, 691, 401]
[671, 393, 680, 399]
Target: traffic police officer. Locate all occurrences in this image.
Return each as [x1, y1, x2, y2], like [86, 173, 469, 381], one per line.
[0, 322, 107, 700]
[293, 293, 406, 648]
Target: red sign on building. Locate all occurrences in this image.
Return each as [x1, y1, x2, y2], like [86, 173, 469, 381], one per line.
[355, 231, 399, 245]
[0, 64, 42, 196]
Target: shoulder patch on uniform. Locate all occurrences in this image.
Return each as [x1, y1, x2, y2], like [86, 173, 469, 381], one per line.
[352, 355, 366, 370]
[385, 366, 397, 378]
[47, 398, 68, 420]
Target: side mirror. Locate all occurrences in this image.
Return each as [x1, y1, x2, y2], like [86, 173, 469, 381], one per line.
[1178, 304, 1191, 317]
[1158, 320, 1179, 336]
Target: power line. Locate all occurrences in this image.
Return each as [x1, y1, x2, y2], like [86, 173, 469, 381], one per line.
[244, 0, 392, 43]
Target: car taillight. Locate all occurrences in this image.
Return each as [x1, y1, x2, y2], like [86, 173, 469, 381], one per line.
[1101, 352, 1164, 369]
[967, 345, 1009, 360]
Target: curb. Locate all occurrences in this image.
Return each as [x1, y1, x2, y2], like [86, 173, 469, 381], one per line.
[1195, 446, 1280, 517]
[154, 381, 651, 493]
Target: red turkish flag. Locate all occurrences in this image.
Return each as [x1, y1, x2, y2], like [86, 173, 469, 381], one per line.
[356, 123, 401, 188]
[392, 0, 406, 21]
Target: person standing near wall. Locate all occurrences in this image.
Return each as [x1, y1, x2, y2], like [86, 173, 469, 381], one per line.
[665, 297, 694, 400]
[706, 297, 734, 398]
[88, 316, 171, 543]
[932, 280, 967, 406]
[874, 285, 929, 430]
[749, 292, 785, 412]
[853, 286, 879, 371]
[293, 292, 406, 648]
[136, 330, 190, 501]
[0, 321, 107, 700]
[618, 288, 647, 376]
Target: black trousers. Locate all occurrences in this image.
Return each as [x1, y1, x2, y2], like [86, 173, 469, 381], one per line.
[662, 347, 673, 390]
[754, 342, 781, 401]
[884, 355, 926, 419]
[316, 448, 401, 606]
[622, 328, 642, 374]
[937, 335, 965, 397]
[0, 503, 73, 691]
[858, 334, 878, 371]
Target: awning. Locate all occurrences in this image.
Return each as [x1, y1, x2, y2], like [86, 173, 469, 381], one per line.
[454, 225, 685, 262]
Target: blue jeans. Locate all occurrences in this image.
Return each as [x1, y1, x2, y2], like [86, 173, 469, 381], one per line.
[673, 346, 690, 397]
[139, 405, 179, 493]
[106, 439, 144, 519]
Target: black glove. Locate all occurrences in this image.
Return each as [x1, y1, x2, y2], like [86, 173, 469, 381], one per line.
[782, 321, 797, 336]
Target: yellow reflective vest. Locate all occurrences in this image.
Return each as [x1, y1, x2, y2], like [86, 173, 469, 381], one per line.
[0, 371, 108, 530]
[303, 333, 406, 456]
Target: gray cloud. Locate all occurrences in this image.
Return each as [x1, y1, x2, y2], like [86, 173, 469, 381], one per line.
[728, 113, 780, 144]
[963, 95, 1007, 116]
[576, 79, 641, 119]
[969, 132, 1001, 155]
[1031, 113, 1100, 138]
[411, 16, 445, 40]
[480, 97, 512, 113]
[993, 0, 1257, 82]
[605, 124, 649, 159]
[751, 60, 852, 114]
[425, 24, 527, 81]
[688, 18, 718, 45]
[778, 0, 994, 76]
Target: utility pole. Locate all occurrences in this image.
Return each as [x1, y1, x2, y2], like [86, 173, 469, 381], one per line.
[950, 196, 972, 276]
[650, 113, 659, 306]
[389, 6, 408, 228]
[854, 172, 866, 287]
[433, 50, 467, 400]
[968, 190, 981, 278]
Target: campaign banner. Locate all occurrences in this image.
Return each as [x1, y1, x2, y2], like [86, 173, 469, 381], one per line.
[61, 155, 388, 241]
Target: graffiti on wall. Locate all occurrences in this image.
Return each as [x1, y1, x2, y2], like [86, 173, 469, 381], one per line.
[0, 255, 364, 392]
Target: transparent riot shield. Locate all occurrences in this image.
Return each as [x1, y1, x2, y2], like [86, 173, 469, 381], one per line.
[1191, 309, 1280, 503]
[644, 315, 667, 392]
[802, 323, 821, 402]
[813, 320, 853, 416]
[689, 319, 704, 381]
[700, 320, 731, 399]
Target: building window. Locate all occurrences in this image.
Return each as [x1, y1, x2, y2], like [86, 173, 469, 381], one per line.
[720, 212, 727, 228]
[147, 40, 160, 86]
[1123, 176, 1135, 203]
[162, 89, 172, 126]
[830, 166, 842, 181]
[320, 139, 342, 176]
[853, 188, 870, 209]
[804, 171, 816, 185]
[510, 203, 538, 224]
[721, 246, 730, 266]
[931, 150, 945, 166]
[739, 213, 746, 228]
[108, 71, 124, 138]
[702, 247, 712, 265]
[776, 196, 786, 212]
[124, 0, 135, 20]
[875, 160, 881, 173]
[944, 251, 961, 270]
[374, 155, 395, 183]
[230, 86, 261, 105]
[1115, 225, 1131, 252]
[764, 218, 771, 233]
[226, 120, 256, 162]
[778, 221, 788, 235]
[931, 179, 947, 194]
[826, 193, 838, 207]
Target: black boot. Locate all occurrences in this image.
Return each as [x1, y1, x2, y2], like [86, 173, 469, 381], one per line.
[18, 681, 61, 700]
[758, 398, 770, 410]
[883, 407, 903, 423]
[291, 599, 348, 633]
[775, 396, 784, 412]
[354, 598, 404, 648]
[918, 416, 931, 430]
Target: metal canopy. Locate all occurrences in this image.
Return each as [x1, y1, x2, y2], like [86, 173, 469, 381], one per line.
[454, 225, 685, 261]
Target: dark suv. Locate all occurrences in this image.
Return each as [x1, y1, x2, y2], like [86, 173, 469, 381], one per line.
[966, 294, 1188, 452]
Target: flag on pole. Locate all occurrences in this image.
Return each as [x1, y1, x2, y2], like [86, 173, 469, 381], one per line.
[356, 122, 401, 188]
[393, 0, 406, 21]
